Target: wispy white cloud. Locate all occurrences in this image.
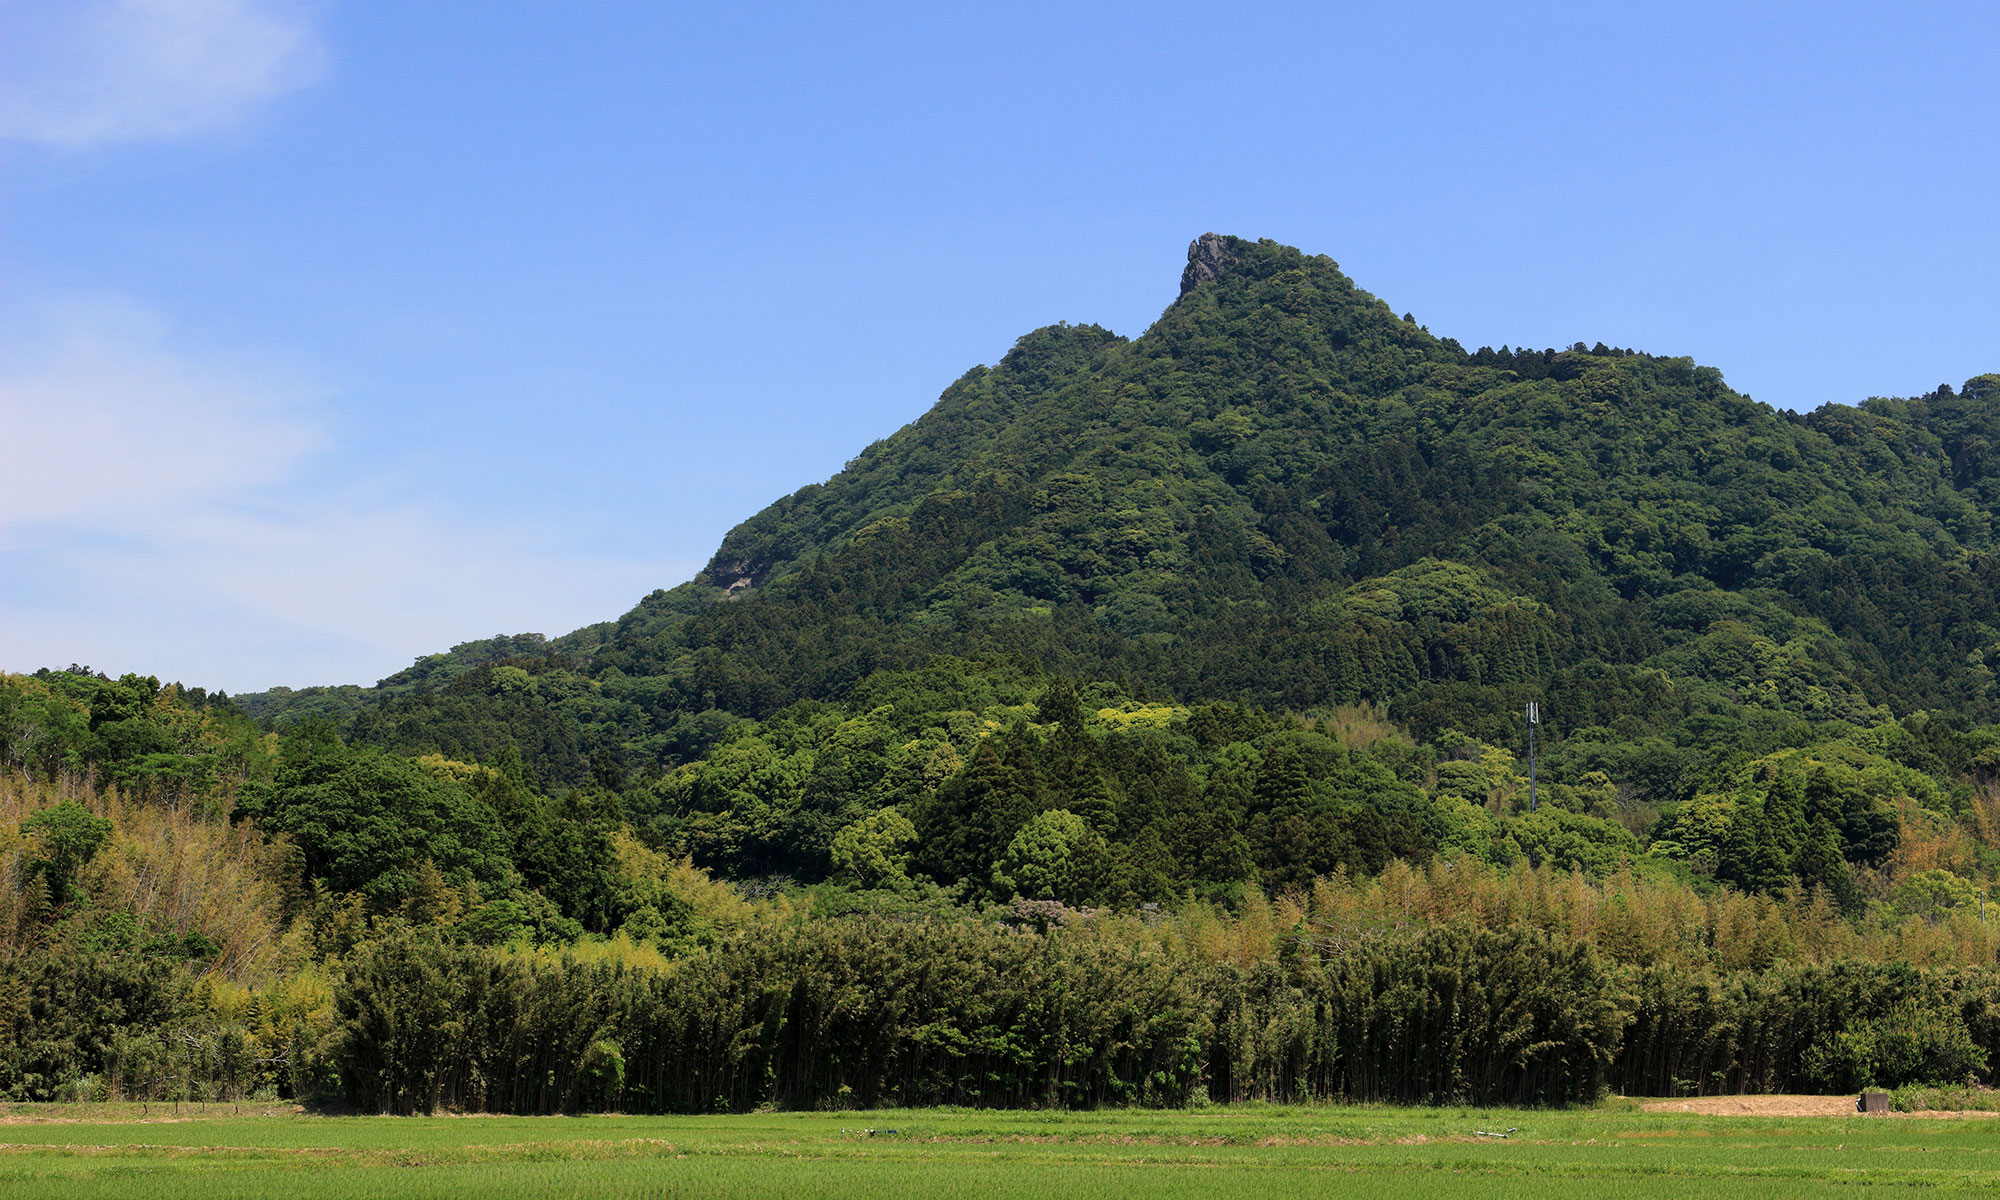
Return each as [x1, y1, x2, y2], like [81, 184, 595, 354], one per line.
[0, 303, 680, 691]
[0, 300, 325, 526]
[0, 0, 327, 146]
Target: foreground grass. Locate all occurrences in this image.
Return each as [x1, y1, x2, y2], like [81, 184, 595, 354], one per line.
[2, 1103, 1996, 1198]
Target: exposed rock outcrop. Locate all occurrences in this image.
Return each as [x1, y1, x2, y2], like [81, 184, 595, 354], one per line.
[704, 557, 766, 598]
[1179, 232, 1230, 296]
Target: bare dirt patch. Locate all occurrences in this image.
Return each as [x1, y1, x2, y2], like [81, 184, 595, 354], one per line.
[1638, 1095, 1859, 1117]
[1637, 1094, 2000, 1119]
[0, 1103, 304, 1125]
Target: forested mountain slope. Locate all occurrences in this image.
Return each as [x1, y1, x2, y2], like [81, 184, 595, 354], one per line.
[241, 233, 2000, 789]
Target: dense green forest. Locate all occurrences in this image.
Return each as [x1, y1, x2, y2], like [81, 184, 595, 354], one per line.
[7, 234, 2000, 1111]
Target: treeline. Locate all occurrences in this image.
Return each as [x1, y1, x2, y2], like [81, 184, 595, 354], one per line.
[9, 660, 2000, 956]
[9, 647, 2000, 1114]
[0, 669, 676, 947]
[9, 897, 2000, 1113]
[628, 658, 2000, 936]
[321, 919, 1626, 1112]
[7, 734, 2000, 1111]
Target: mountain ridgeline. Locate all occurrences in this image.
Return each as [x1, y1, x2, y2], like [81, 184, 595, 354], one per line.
[249, 233, 2000, 776]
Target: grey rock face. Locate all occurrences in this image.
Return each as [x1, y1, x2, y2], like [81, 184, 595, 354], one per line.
[1179, 232, 1230, 297]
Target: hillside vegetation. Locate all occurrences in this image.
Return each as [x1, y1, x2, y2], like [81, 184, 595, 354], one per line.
[8, 234, 2000, 1110]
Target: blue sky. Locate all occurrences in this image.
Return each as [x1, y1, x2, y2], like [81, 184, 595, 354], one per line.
[3, 1, 1995, 692]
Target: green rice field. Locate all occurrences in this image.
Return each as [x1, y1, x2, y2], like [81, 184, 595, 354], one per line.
[2, 1102, 1995, 1198]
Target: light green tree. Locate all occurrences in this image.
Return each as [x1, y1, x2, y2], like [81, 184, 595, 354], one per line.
[993, 809, 1105, 904]
[1891, 869, 1978, 924]
[828, 807, 917, 887]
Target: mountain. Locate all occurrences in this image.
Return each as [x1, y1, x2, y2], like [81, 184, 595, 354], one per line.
[19, 234, 2000, 1113]
[240, 232, 2000, 785]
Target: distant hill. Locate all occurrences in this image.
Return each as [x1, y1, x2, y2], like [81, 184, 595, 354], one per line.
[238, 233, 2000, 792]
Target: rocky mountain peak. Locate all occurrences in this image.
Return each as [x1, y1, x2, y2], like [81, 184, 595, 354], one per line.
[1179, 232, 1231, 296]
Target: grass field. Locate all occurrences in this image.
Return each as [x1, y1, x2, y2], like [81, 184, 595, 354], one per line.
[2, 1101, 1996, 1198]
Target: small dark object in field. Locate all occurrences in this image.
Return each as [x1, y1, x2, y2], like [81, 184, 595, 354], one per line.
[1859, 1093, 1889, 1114]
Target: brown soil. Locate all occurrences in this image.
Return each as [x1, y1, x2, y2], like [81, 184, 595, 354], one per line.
[1638, 1095, 2000, 1118]
[1639, 1095, 1861, 1117]
[0, 1102, 304, 1124]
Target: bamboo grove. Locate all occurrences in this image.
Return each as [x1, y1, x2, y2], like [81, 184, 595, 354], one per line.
[10, 852, 2000, 1113]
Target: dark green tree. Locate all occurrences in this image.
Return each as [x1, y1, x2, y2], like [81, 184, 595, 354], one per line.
[21, 801, 113, 905]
